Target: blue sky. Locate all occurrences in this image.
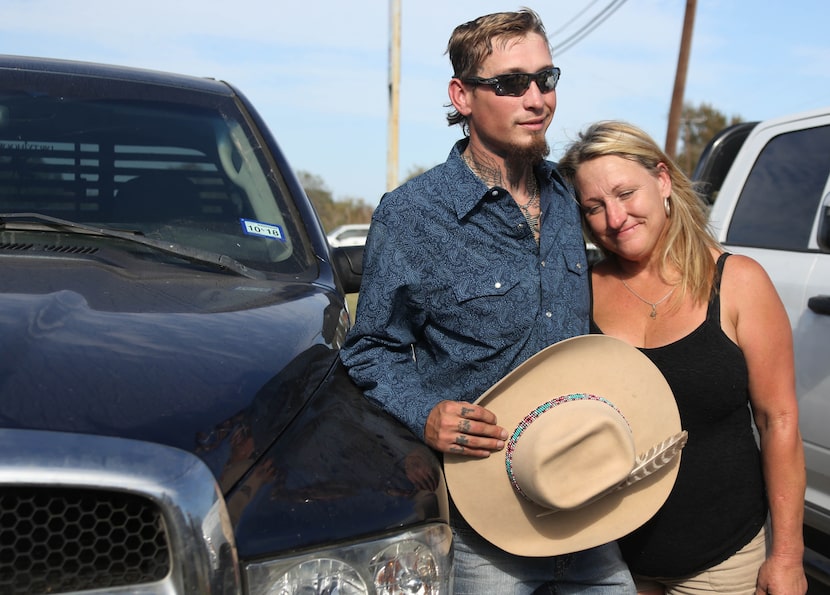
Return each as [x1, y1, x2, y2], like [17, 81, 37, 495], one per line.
[3, 1, 830, 205]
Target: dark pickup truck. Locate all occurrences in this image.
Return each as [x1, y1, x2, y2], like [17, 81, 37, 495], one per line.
[0, 55, 451, 594]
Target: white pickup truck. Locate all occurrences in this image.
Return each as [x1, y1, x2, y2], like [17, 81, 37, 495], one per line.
[696, 107, 830, 583]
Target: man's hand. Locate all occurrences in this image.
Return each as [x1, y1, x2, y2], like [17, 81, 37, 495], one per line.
[424, 400, 508, 457]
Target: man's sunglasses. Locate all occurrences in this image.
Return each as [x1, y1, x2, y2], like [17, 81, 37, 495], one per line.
[462, 67, 561, 97]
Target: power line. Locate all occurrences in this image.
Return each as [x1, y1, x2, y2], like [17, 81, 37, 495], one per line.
[549, 0, 603, 37]
[553, 0, 628, 54]
[552, 0, 630, 56]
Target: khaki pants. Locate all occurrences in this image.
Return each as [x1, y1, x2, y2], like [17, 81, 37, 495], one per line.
[633, 525, 767, 594]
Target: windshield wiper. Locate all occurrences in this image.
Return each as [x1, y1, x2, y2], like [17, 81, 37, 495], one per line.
[0, 212, 265, 280]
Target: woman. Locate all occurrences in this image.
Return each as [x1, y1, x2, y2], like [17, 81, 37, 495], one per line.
[558, 121, 807, 595]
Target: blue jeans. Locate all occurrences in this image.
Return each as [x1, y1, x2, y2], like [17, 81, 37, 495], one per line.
[451, 522, 635, 594]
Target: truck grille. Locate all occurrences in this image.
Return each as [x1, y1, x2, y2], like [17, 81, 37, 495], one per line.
[0, 486, 170, 594]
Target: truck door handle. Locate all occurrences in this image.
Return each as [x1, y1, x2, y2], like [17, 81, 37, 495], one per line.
[808, 295, 830, 315]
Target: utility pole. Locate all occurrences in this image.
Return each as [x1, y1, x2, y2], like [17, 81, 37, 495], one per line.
[387, 0, 401, 192]
[665, 0, 696, 159]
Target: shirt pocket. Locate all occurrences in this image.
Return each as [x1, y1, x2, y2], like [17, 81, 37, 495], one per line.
[452, 270, 521, 304]
[562, 247, 589, 276]
[448, 269, 534, 350]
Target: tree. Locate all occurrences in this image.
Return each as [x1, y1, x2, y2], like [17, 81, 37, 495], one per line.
[675, 103, 743, 177]
[297, 170, 374, 232]
[297, 171, 336, 231]
[329, 196, 375, 229]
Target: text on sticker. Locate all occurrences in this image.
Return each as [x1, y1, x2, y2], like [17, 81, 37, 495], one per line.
[241, 219, 286, 242]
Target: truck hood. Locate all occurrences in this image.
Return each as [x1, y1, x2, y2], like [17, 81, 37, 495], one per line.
[0, 256, 345, 487]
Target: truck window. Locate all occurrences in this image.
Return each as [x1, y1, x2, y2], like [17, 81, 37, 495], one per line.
[726, 125, 830, 251]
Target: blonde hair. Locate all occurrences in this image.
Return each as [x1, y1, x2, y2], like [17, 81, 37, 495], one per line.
[558, 120, 721, 304]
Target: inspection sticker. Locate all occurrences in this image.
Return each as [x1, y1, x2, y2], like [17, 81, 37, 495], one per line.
[241, 219, 286, 242]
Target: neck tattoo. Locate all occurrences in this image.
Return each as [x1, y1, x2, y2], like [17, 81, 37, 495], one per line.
[462, 151, 541, 243]
[621, 280, 675, 319]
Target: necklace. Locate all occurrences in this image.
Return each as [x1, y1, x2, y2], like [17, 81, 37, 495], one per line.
[462, 151, 541, 242]
[517, 184, 541, 241]
[621, 280, 675, 319]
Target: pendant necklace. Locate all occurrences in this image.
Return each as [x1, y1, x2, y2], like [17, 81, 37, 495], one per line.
[515, 173, 541, 242]
[621, 280, 675, 319]
[517, 185, 541, 241]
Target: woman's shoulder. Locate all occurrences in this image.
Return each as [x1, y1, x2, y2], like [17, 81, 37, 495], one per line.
[720, 252, 774, 287]
[719, 252, 783, 329]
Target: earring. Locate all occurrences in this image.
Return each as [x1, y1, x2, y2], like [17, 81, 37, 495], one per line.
[664, 197, 671, 217]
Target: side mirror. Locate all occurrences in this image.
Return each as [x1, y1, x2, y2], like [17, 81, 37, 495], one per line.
[818, 193, 830, 253]
[331, 245, 364, 294]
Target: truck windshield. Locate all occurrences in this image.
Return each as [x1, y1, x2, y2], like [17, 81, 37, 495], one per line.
[0, 86, 312, 275]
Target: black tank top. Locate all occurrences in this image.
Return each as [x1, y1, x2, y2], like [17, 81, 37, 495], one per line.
[590, 253, 767, 577]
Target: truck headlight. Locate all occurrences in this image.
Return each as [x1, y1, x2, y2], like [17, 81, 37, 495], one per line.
[244, 523, 452, 595]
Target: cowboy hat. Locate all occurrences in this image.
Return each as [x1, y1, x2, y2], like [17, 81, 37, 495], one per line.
[444, 334, 686, 557]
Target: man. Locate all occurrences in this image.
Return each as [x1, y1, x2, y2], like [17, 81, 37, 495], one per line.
[340, 9, 634, 593]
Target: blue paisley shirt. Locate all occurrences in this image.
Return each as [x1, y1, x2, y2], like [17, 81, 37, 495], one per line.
[340, 140, 590, 440]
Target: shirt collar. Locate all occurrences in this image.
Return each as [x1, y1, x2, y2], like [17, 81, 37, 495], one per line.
[447, 139, 567, 220]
